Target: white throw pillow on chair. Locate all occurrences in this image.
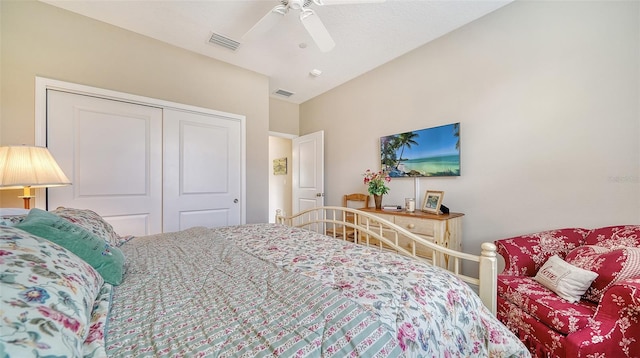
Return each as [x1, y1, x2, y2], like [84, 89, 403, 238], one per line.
[534, 254, 598, 303]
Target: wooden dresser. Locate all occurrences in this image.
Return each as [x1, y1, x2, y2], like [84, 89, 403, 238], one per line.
[359, 208, 464, 270]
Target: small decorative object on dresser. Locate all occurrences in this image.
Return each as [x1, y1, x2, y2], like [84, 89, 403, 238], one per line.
[405, 197, 415, 212]
[362, 169, 390, 210]
[422, 190, 444, 214]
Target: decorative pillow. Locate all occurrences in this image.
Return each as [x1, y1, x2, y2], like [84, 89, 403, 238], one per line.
[534, 255, 598, 303]
[52, 207, 121, 247]
[83, 283, 113, 357]
[565, 245, 640, 302]
[0, 214, 26, 227]
[15, 208, 125, 285]
[0, 226, 104, 357]
[0, 208, 30, 215]
[496, 228, 588, 276]
[583, 225, 640, 249]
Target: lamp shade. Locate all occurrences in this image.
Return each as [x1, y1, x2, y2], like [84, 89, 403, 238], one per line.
[0, 146, 71, 189]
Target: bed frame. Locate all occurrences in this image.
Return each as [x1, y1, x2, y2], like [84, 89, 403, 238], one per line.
[276, 206, 498, 314]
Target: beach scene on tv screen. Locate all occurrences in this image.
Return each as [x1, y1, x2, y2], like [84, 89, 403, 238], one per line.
[381, 122, 460, 177]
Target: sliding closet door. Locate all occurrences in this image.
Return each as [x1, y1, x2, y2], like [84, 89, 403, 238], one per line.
[163, 109, 242, 232]
[46, 90, 163, 236]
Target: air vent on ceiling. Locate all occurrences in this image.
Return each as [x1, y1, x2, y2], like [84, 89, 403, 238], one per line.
[208, 32, 240, 51]
[274, 89, 295, 98]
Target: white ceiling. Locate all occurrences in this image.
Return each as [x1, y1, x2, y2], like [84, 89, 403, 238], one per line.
[41, 0, 513, 104]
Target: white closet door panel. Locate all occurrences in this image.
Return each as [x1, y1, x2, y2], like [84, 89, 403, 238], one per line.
[76, 113, 147, 195]
[104, 214, 150, 237]
[181, 123, 228, 193]
[46, 90, 163, 236]
[163, 109, 242, 232]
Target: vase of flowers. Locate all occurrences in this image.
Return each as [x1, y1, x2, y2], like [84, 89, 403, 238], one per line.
[363, 169, 391, 209]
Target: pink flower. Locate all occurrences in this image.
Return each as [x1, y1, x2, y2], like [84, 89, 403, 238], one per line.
[447, 290, 461, 307]
[362, 169, 391, 196]
[413, 284, 426, 297]
[37, 305, 81, 333]
[397, 322, 416, 351]
[489, 328, 504, 343]
[85, 322, 105, 343]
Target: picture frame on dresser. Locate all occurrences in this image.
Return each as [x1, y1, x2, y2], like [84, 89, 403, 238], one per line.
[422, 190, 444, 214]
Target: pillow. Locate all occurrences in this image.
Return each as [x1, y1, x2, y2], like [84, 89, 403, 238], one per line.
[565, 245, 640, 302]
[0, 226, 104, 358]
[496, 228, 587, 276]
[0, 214, 26, 227]
[534, 255, 598, 303]
[15, 208, 125, 285]
[583, 225, 640, 248]
[0, 208, 30, 215]
[52, 207, 121, 247]
[82, 283, 113, 357]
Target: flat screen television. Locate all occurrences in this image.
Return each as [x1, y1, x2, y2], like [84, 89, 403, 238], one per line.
[380, 122, 460, 177]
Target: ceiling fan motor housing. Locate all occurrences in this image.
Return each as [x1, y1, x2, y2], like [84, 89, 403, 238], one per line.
[282, 0, 313, 10]
[245, 0, 337, 53]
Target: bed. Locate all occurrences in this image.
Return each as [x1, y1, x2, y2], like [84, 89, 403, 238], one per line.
[0, 206, 529, 357]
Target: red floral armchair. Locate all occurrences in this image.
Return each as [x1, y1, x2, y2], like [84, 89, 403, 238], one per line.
[495, 225, 640, 358]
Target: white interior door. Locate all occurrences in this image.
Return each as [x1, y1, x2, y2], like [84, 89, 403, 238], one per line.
[292, 130, 324, 214]
[163, 109, 243, 232]
[46, 90, 163, 236]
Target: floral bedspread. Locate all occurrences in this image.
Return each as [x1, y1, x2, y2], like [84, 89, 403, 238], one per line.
[106, 226, 400, 357]
[106, 224, 528, 357]
[214, 224, 529, 357]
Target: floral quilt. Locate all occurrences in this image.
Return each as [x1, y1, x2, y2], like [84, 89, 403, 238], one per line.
[107, 224, 528, 358]
[106, 226, 400, 357]
[0, 226, 106, 357]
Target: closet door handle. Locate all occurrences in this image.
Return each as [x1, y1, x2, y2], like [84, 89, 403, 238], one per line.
[234, 199, 238, 203]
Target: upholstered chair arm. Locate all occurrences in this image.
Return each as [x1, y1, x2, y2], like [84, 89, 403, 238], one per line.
[565, 278, 640, 357]
[495, 237, 539, 276]
[495, 228, 587, 276]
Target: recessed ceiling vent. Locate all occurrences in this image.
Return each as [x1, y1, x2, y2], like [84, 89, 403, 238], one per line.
[274, 89, 295, 98]
[208, 32, 240, 51]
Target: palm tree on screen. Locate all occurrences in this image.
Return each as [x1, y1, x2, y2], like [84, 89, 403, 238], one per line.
[394, 131, 419, 170]
[453, 123, 460, 151]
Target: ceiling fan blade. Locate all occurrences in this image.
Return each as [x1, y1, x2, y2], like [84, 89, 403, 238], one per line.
[300, 9, 335, 52]
[242, 5, 286, 42]
[313, 0, 385, 5]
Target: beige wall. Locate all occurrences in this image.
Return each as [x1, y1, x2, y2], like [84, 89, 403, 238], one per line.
[301, 1, 640, 263]
[0, 1, 270, 223]
[269, 98, 299, 135]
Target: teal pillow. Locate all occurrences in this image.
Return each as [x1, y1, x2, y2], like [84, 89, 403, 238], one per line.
[15, 208, 125, 285]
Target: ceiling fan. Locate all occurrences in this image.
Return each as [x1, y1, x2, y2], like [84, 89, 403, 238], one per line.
[242, 0, 385, 53]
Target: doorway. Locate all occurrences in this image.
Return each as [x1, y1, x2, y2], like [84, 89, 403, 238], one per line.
[268, 134, 294, 223]
[268, 130, 325, 222]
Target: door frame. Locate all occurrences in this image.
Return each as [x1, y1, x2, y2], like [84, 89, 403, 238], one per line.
[33, 77, 247, 224]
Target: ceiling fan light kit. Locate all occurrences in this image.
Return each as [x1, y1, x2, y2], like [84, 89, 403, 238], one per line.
[242, 0, 385, 53]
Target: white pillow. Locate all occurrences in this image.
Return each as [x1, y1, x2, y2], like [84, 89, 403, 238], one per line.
[534, 255, 598, 303]
[0, 208, 29, 215]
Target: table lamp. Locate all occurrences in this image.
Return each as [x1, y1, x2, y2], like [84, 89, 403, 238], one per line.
[0, 145, 71, 209]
